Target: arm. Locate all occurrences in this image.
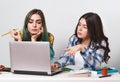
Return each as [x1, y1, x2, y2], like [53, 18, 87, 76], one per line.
[50, 45, 55, 60]
[53, 35, 77, 68]
[82, 46, 104, 70]
[54, 51, 74, 68]
[48, 33, 55, 60]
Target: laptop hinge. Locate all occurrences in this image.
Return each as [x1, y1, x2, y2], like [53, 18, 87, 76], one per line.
[14, 70, 48, 75]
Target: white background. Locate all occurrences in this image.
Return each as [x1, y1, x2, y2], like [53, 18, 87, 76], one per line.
[0, 0, 120, 71]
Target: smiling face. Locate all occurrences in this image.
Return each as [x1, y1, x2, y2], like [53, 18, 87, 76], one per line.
[27, 14, 43, 35]
[77, 18, 89, 40]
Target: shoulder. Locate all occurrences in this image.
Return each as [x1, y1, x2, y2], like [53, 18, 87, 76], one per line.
[67, 34, 79, 46]
[48, 32, 54, 45]
[69, 34, 78, 42]
[90, 40, 107, 49]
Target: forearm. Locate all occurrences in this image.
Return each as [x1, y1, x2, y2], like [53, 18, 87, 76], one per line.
[55, 51, 74, 68]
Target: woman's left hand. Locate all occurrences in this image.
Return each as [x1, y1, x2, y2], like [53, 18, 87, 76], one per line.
[31, 30, 41, 41]
[31, 27, 43, 41]
[65, 44, 82, 56]
[66, 44, 86, 56]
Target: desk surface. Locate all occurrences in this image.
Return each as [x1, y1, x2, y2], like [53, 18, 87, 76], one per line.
[0, 72, 120, 82]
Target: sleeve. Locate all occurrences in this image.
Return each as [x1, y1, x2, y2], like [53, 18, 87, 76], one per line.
[54, 51, 74, 68]
[48, 33, 54, 45]
[82, 42, 106, 70]
[48, 32, 55, 60]
[50, 45, 55, 60]
[67, 35, 77, 48]
[54, 36, 76, 68]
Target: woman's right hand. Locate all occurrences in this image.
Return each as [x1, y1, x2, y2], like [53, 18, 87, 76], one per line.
[0, 65, 5, 70]
[10, 29, 22, 41]
[51, 63, 59, 71]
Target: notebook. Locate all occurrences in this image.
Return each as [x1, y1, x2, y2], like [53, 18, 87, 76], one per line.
[9, 41, 62, 76]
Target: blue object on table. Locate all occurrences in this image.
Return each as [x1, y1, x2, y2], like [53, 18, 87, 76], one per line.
[95, 68, 118, 74]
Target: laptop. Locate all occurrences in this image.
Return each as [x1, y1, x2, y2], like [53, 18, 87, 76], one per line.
[9, 41, 62, 76]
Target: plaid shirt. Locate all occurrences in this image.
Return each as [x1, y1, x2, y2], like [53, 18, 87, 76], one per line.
[55, 35, 106, 70]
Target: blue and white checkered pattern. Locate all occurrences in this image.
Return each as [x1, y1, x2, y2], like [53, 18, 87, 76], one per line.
[55, 35, 106, 70]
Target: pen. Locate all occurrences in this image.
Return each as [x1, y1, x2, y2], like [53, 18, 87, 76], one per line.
[99, 74, 111, 78]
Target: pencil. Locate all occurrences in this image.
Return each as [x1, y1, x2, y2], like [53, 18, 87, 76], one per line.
[1, 31, 11, 37]
[1, 29, 18, 37]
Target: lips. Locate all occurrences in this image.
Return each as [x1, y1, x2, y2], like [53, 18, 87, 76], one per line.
[32, 29, 37, 31]
[77, 32, 82, 35]
[31, 29, 38, 34]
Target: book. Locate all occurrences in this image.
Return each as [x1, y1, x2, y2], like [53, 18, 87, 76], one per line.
[69, 71, 91, 77]
[67, 69, 91, 77]
[62, 65, 91, 77]
[92, 67, 119, 74]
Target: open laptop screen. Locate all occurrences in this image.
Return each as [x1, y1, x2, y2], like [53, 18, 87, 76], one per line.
[9, 41, 53, 75]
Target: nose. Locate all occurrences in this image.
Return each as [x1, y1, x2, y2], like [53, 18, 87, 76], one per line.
[33, 22, 37, 27]
[78, 26, 82, 31]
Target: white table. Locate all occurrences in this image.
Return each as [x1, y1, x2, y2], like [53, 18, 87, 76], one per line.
[0, 72, 120, 82]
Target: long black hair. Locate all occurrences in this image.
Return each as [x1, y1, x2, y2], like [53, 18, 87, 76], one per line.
[75, 12, 110, 63]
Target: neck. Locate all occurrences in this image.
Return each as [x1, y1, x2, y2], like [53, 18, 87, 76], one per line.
[81, 37, 91, 45]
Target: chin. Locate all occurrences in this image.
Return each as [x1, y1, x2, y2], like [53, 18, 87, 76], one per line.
[31, 32, 37, 35]
[78, 35, 82, 38]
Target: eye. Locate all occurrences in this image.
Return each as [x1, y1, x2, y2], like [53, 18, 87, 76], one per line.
[83, 26, 87, 29]
[28, 20, 33, 23]
[78, 23, 81, 26]
[37, 21, 42, 24]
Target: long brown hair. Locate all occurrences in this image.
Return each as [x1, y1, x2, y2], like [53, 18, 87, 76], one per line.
[22, 9, 54, 60]
[22, 9, 48, 41]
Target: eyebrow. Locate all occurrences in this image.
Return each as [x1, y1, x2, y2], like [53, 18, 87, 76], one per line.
[29, 19, 41, 21]
[79, 22, 87, 26]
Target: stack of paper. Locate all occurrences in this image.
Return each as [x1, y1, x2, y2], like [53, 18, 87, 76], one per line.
[68, 69, 91, 77]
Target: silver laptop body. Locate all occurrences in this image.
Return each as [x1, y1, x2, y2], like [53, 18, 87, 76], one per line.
[9, 41, 61, 76]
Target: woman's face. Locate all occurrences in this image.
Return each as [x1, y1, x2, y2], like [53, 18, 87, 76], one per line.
[77, 18, 89, 40]
[27, 14, 43, 35]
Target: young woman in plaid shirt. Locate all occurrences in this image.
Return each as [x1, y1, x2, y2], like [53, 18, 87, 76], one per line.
[51, 12, 110, 70]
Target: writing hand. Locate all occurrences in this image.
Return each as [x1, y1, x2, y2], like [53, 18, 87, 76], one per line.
[10, 29, 22, 41]
[0, 65, 5, 70]
[51, 64, 59, 71]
